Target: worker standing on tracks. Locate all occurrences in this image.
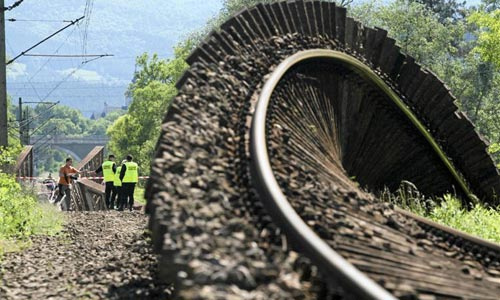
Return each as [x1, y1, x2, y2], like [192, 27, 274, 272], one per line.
[120, 155, 138, 212]
[92, 154, 117, 209]
[54, 158, 81, 211]
[112, 160, 126, 211]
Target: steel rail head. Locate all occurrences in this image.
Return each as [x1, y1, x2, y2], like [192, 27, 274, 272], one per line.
[250, 49, 398, 300]
[395, 207, 500, 253]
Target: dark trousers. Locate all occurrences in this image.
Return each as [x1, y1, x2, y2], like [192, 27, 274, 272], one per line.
[121, 183, 136, 211]
[112, 186, 122, 209]
[105, 182, 116, 209]
[54, 184, 71, 211]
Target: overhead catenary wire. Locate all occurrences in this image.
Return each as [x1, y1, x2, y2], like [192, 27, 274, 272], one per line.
[81, 0, 94, 59]
[23, 54, 113, 58]
[30, 127, 57, 146]
[22, 26, 79, 102]
[10, 79, 130, 84]
[9, 85, 128, 89]
[39, 56, 106, 102]
[16, 101, 59, 126]
[7, 18, 73, 23]
[29, 116, 54, 137]
[33, 140, 56, 159]
[8, 127, 20, 138]
[6, 16, 85, 65]
[3, 0, 25, 11]
[33, 143, 52, 157]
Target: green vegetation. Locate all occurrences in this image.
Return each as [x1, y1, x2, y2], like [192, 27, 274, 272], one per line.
[350, 0, 500, 148]
[469, 9, 500, 69]
[381, 182, 500, 243]
[107, 50, 188, 173]
[106, 0, 299, 174]
[489, 143, 500, 168]
[134, 186, 146, 205]
[429, 195, 500, 243]
[0, 148, 64, 256]
[104, 0, 500, 174]
[11, 103, 126, 173]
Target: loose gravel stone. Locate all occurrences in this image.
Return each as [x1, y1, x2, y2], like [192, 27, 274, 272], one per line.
[0, 211, 171, 300]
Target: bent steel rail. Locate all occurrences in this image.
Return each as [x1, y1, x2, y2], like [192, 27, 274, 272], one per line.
[250, 49, 398, 300]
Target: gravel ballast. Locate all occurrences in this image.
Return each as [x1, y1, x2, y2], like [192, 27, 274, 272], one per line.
[0, 211, 171, 300]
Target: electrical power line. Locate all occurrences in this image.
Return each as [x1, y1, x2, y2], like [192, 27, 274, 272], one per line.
[23, 26, 78, 102]
[29, 116, 54, 136]
[3, 0, 25, 11]
[9, 95, 126, 99]
[10, 79, 129, 84]
[9, 86, 127, 90]
[17, 101, 59, 126]
[23, 54, 113, 58]
[10, 94, 126, 98]
[82, 0, 94, 59]
[31, 127, 56, 146]
[6, 16, 84, 65]
[40, 60, 91, 102]
[7, 18, 73, 23]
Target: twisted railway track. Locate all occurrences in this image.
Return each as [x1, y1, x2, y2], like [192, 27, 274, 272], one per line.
[146, 1, 500, 299]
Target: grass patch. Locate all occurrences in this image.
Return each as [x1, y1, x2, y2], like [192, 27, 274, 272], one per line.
[0, 239, 32, 254]
[32, 203, 65, 236]
[428, 195, 500, 243]
[0, 173, 64, 257]
[381, 182, 500, 243]
[134, 186, 146, 205]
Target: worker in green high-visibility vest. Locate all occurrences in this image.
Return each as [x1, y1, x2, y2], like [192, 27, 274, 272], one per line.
[92, 154, 117, 209]
[112, 160, 126, 211]
[119, 154, 139, 211]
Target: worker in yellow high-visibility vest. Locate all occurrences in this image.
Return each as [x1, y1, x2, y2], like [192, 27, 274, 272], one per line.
[112, 160, 126, 211]
[93, 154, 116, 209]
[119, 154, 139, 211]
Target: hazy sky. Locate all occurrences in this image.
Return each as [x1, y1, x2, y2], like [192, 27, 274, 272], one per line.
[5, 0, 487, 115]
[5, 0, 223, 114]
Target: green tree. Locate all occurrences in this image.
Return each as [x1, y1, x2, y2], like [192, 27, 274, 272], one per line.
[107, 0, 500, 174]
[87, 110, 125, 136]
[351, 0, 464, 67]
[351, 0, 500, 144]
[413, 0, 466, 22]
[108, 44, 189, 172]
[469, 9, 500, 69]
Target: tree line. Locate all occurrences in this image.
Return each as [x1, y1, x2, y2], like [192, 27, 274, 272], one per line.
[6, 0, 498, 174]
[106, 0, 500, 172]
[6, 98, 125, 173]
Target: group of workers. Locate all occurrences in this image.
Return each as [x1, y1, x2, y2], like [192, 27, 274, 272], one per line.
[51, 154, 139, 211]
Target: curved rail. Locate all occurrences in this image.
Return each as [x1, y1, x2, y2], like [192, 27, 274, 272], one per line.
[250, 48, 500, 299]
[147, 1, 500, 298]
[395, 207, 500, 253]
[251, 49, 397, 300]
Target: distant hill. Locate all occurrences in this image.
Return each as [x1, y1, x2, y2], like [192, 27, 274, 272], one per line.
[6, 0, 222, 116]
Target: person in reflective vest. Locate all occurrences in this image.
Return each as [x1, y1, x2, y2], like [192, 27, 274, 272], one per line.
[93, 154, 116, 209]
[113, 160, 126, 211]
[119, 154, 139, 211]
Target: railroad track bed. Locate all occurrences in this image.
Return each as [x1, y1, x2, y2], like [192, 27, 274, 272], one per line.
[0, 211, 171, 300]
[263, 60, 500, 297]
[146, 2, 500, 299]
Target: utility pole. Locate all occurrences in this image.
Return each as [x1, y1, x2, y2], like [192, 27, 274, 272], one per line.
[18, 97, 22, 145]
[0, 0, 8, 147]
[23, 108, 29, 145]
